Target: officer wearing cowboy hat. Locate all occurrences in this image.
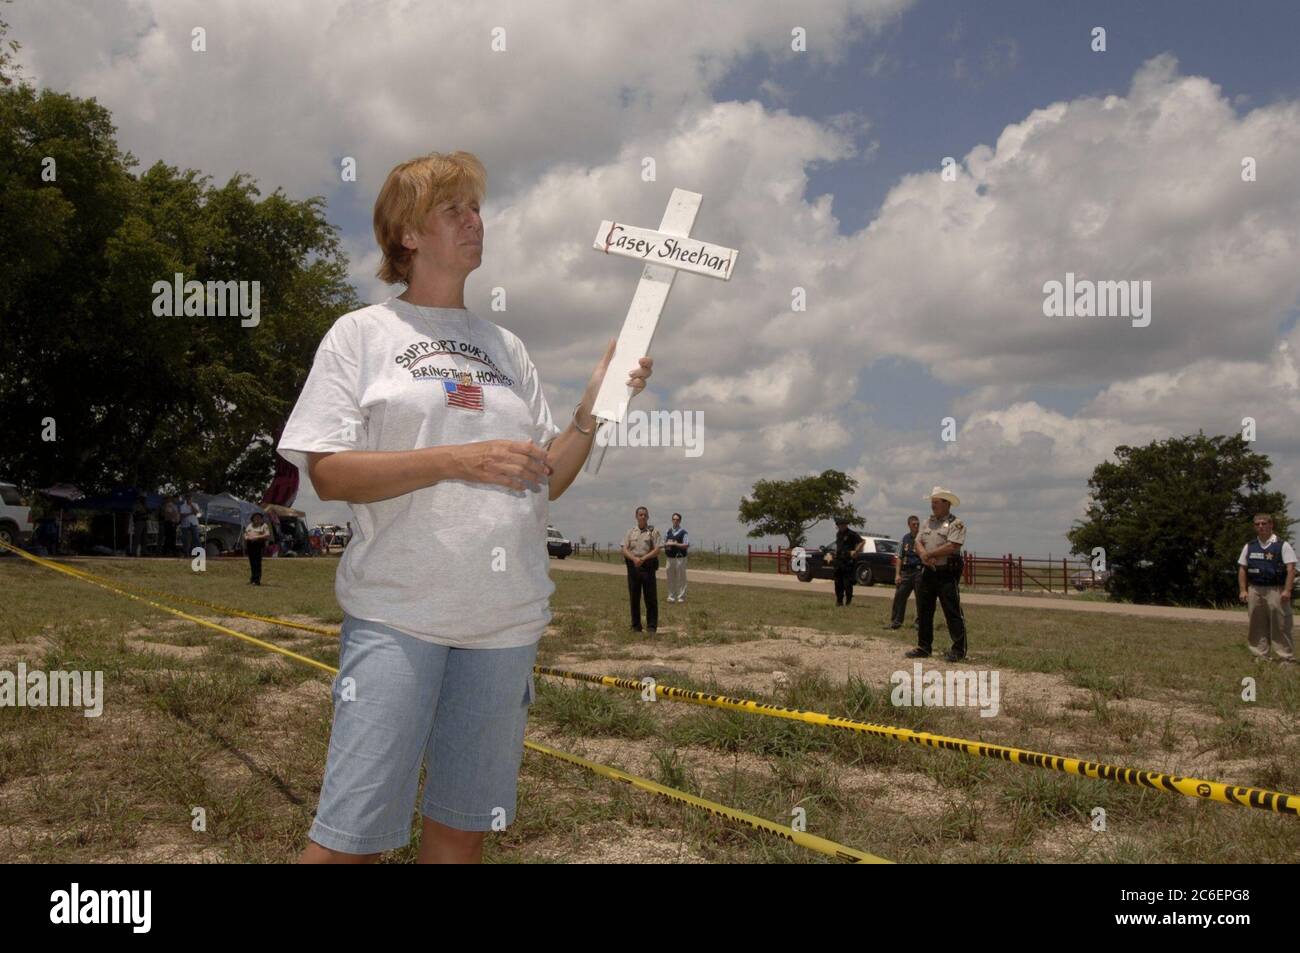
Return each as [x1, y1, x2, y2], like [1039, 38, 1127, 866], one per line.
[905, 486, 968, 662]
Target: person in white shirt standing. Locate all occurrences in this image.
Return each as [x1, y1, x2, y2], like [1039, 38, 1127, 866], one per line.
[244, 511, 272, 586]
[178, 494, 201, 558]
[279, 151, 654, 864]
[664, 512, 689, 603]
[1237, 513, 1296, 663]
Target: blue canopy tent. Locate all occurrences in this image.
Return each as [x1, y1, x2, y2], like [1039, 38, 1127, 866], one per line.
[192, 493, 265, 527]
[59, 487, 167, 553]
[34, 484, 85, 552]
[66, 488, 166, 512]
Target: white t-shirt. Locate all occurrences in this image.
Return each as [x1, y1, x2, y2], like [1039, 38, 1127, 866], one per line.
[278, 297, 563, 648]
[1238, 535, 1298, 566]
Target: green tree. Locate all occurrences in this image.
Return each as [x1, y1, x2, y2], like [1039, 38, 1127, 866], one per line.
[0, 83, 359, 498]
[1067, 433, 1290, 606]
[738, 469, 861, 550]
[0, 0, 20, 88]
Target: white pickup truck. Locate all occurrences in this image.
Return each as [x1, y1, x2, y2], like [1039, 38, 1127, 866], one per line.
[0, 481, 34, 554]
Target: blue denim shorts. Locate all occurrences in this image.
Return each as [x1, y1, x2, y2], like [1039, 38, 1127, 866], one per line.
[308, 614, 539, 854]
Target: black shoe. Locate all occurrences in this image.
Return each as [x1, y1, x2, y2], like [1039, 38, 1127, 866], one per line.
[884, 623, 901, 630]
[904, 648, 930, 659]
[648, 627, 657, 634]
[631, 626, 643, 633]
[835, 602, 843, 607]
[944, 650, 966, 662]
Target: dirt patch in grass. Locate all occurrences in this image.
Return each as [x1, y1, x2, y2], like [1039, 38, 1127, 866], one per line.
[124, 638, 208, 660]
[536, 826, 710, 864]
[0, 641, 56, 667]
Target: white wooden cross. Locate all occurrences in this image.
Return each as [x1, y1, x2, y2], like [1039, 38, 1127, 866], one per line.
[585, 188, 738, 474]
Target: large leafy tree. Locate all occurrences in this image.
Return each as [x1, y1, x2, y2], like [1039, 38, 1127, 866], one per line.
[0, 82, 359, 498]
[738, 469, 861, 550]
[0, 0, 18, 88]
[1067, 433, 1289, 606]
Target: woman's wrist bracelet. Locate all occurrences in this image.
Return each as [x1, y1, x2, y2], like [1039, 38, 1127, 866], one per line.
[572, 403, 595, 435]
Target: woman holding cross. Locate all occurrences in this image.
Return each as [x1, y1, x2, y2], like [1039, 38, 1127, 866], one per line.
[279, 151, 652, 863]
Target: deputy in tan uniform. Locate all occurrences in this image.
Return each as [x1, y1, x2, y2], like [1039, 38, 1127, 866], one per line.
[905, 486, 968, 662]
[622, 506, 663, 634]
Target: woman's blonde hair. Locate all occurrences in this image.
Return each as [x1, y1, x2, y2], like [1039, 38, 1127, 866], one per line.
[373, 151, 487, 284]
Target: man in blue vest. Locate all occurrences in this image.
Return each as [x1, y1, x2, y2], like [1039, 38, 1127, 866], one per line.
[664, 513, 690, 603]
[886, 515, 922, 630]
[1237, 513, 1296, 663]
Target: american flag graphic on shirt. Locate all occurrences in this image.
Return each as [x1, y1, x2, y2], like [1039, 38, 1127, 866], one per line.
[443, 373, 484, 411]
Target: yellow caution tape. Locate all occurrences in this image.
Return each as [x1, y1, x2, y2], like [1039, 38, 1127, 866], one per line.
[4, 551, 339, 637]
[523, 740, 889, 863]
[2, 542, 338, 674]
[10, 543, 1289, 818]
[12, 543, 1291, 818]
[0, 540, 879, 861]
[534, 666, 1300, 816]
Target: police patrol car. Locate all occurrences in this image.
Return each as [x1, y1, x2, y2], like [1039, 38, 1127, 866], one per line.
[546, 525, 573, 559]
[795, 535, 899, 586]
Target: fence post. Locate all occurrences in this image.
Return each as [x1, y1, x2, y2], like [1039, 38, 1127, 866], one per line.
[1018, 555, 1023, 592]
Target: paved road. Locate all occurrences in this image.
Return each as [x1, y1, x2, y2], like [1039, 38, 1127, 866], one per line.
[551, 559, 1246, 625]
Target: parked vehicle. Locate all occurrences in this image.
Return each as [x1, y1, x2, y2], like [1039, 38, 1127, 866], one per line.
[200, 522, 241, 559]
[316, 524, 349, 551]
[0, 481, 34, 554]
[275, 515, 313, 556]
[1070, 567, 1114, 591]
[547, 525, 573, 558]
[193, 493, 266, 558]
[795, 535, 899, 586]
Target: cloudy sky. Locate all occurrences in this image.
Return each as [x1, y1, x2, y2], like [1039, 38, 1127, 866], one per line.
[13, 0, 1300, 555]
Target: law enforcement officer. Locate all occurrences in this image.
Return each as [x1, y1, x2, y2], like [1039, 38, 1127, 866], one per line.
[886, 514, 922, 630]
[905, 487, 968, 661]
[832, 517, 865, 607]
[1237, 513, 1296, 663]
[622, 506, 662, 634]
